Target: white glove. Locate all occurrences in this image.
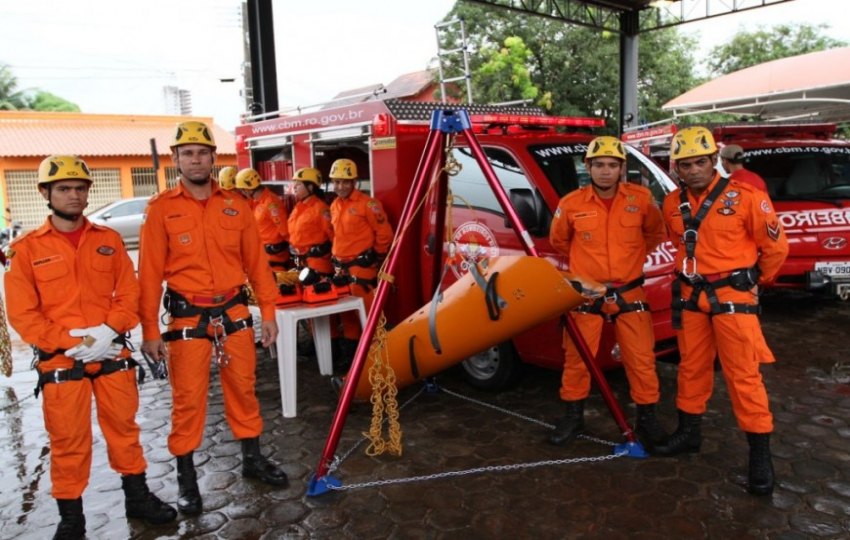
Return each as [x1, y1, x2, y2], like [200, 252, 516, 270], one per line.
[65, 324, 119, 363]
[98, 342, 125, 361]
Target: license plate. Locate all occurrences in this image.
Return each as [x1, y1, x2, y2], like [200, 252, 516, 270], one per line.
[815, 261, 850, 279]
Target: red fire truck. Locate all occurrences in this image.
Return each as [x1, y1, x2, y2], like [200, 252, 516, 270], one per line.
[235, 99, 680, 389]
[624, 122, 850, 299]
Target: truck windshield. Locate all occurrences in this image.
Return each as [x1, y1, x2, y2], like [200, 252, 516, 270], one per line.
[527, 143, 589, 197]
[744, 147, 850, 200]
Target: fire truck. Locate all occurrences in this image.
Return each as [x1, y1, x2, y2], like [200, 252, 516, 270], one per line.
[235, 99, 680, 389]
[624, 122, 850, 299]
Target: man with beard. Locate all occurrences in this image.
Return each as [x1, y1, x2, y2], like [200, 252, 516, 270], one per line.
[5, 155, 176, 538]
[139, 121, 288, 516]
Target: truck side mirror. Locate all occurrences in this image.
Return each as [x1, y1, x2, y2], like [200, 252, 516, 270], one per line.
[506, 188, 550, 237]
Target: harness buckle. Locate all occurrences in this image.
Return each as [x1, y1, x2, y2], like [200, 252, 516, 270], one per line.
[682, 228, 698, 244]
[212, 294, 225, 304]
[682, 257, 699, 280]
[726, 302, 736, 314]
[604, 292, 618, 304]
[181, 327, 192, 340]
[52, 368, 66, 384]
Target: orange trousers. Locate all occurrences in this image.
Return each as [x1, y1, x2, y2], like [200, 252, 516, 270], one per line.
[340, 265, 377, 340]
[39, 355, 145, 499]
[561, 287, 659, 404]
[675, 284, 773, 433]
[166, 303, 263, 456]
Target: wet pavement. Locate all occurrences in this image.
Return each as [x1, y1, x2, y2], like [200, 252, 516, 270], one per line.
[1, 283, 849, 539]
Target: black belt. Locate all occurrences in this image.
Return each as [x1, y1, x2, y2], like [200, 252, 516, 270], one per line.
[264, 241, 290, 255]
[161, 288, 252, 342]
[332, 248, 378, 270]
[575, 276, 648, 322]
[671, 267, 762, 329]
[34, 357, 142, 398]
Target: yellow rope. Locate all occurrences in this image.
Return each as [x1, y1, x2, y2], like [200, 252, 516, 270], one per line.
[0, 292, 13, 377]
[363, 311, 402, 456]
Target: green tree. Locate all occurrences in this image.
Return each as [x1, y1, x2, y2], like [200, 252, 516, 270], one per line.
[27, 91, 80, 112]
[708, 23, 847, 75]
[475, 36, 551, 107]
[440, 3, 698, 127]
[0, 64, 80, 111]
[0, 64, 29, 110]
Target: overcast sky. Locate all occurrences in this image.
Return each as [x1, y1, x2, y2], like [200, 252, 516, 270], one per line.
[1, 0, 847, 131]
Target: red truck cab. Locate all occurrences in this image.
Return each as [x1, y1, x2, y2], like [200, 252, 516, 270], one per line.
[236, 100, 679, 389]
[625, 122, 850, 300]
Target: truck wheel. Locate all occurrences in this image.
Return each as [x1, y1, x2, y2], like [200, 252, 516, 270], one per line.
[461, 341, 523, 391]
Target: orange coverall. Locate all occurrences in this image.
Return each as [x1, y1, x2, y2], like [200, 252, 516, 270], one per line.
[549, 182, 666, 403]
[663, 174, 789, 433]
[251, 187, 290, 269]
[288, 194, 334, 274]
[330, 189, 394, 338]
[138, 181, 278, 457]
[5, 218, 144, 499]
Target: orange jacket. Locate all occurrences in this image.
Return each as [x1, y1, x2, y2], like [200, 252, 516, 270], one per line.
[138, 180, 278, 340]
[251, 188, 289, 246]
[288, 194, 334, 253]
[5, 218, 139, 353]
[330, 189, 393, 258]
[549, 182, 665, 283]
[662, 173, 789, 281]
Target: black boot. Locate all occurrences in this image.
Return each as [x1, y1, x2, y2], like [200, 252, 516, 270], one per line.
[53, 498, 85, 540]
[746, 432, 775, 496]
[654, 409, 702, 456]
[122, 472, 177, 524]
[176, 452, 202, 515]
[634, 403, 669, 451]
[548, 400, 585, 446]
[241, 437, 289, 487]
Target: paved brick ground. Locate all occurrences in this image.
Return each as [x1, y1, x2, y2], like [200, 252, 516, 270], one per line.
[1, 290, 849, 539]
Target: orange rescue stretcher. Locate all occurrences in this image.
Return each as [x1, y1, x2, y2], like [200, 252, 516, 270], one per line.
[353, 255, 602, 399]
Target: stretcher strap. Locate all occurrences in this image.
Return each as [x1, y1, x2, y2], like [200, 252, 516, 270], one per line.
[468, 263, 507, 317]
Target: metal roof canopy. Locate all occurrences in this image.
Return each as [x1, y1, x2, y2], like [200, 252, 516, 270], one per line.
[662, 46, 850, 123]
[244, 0, 796, 132]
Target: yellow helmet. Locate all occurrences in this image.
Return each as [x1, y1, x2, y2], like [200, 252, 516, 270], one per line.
[671, 127, 717, 161]
[218, 166, 237, 190]
[38, 155, 92, 186]
[171, 120, 216, 150]
[585, 136, 626, 161]
[235, 168, 262, 190]
[293, 167, 322, 186]
[329, 158, 357, 180]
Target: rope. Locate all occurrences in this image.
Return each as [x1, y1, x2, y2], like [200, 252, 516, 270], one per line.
[364, 311, 403, 456]
[0, 292, 13, 377]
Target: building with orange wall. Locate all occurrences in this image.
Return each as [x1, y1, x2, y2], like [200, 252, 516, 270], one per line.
[0, 111, 236, 230]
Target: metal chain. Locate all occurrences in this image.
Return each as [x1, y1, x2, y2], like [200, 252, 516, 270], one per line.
[329, 451, 627, 491]
[327, 381, 624, 490]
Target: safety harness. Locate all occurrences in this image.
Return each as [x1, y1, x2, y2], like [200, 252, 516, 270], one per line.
[332, 248, 380, 291]
[34, 334, 142, 398]
[290, 241, 332, 272]
[160, 287, 253, 365]
[575, 276, 649, 322]
[264, 241, 291, 269]
[672, 177, 761, 329]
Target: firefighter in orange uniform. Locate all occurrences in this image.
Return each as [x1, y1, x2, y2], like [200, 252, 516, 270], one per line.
[288, 167, 334, 276]
[235, 167, 291, 271]
[139, 121, 288, 517]
[5, 155, 175, 538]
[329, 158, 394, 366]
[657, 126, 789, 496]
[548, 136, 668, 450]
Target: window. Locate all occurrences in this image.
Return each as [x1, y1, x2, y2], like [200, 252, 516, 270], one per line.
[449, 147, 535, 214]
[745, 147, 850, 199]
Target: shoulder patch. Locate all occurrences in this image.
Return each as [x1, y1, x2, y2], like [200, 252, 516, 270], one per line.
[760, 199, 772, 214]
[767, 221, 782, 241]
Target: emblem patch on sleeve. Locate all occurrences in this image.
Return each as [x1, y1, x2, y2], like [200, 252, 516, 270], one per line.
[767, 221, 782, 241]
[760, 200, 772, 214]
